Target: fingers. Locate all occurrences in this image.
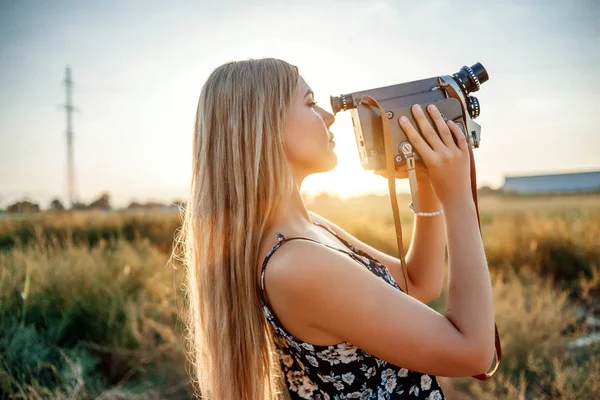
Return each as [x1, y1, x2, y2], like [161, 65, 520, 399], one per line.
[448, 119, 469, 151]
[425, 104, 456, 149]
[410, 104, 446, 153]
[398, 114, 436, 162]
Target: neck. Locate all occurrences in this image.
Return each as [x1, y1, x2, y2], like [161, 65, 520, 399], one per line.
[271, 171, 312, 231]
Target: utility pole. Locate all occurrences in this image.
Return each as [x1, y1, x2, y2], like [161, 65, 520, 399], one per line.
[60, 65, 78, 208]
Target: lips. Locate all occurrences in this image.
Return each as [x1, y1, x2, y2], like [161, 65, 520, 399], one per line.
[328, 134, 335, 142]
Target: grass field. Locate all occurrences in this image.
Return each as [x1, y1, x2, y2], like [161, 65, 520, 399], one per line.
[1, 193, 599, 399]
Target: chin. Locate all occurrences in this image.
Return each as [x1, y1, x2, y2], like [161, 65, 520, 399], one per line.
[304, 153, 338, 175]
[323, 153, 338, 172]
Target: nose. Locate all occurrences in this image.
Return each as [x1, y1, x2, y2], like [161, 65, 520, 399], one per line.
[321, 108, 335, 127]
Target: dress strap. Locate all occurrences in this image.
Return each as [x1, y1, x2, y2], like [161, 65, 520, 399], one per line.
[311, 221, 335, 235]
[312, 221, 358, 254]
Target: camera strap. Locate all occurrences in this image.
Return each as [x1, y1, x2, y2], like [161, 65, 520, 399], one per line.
[359, 95, 502, 381]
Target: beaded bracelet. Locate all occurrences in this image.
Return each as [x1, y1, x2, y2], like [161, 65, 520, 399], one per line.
[409, 202, 444, 217]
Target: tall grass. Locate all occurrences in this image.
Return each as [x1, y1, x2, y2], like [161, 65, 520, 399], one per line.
[440, 266, 600, 399]
[0, 230, 191, 399]
[0, 193, 598, 399]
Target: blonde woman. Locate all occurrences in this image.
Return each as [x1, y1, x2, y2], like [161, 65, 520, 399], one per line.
[177, 58, 495, 399]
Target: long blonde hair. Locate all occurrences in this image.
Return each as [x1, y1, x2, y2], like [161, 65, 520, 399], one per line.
[174, 58, 299, 399]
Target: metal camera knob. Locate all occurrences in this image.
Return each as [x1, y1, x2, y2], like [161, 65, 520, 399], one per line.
[467, 96, 481, 119]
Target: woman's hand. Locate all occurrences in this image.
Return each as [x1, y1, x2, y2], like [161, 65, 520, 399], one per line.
[375, 104, 472, 209]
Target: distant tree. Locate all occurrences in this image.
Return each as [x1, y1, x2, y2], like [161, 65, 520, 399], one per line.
[88, 192, 112, 210]
[126, 201, 166, 210]
[71, 201, 88, 210]
[478, 185, 499, 196]
[7, 200, 40, 213]
[145, 201, 165, 208]
[49, 198, 66, 210]
[127, 201, 144, 209]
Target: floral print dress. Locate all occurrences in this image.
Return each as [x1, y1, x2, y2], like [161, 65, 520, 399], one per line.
[259, 222, 446, 399]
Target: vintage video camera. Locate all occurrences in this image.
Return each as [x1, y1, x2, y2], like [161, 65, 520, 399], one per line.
[330, 63, 489, 171]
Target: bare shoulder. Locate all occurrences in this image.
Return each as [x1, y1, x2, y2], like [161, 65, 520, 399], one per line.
[262, 236, 494, 377]
[307, 211, 432, 302]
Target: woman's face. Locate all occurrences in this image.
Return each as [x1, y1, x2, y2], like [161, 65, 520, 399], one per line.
[283, 76, 337, 179]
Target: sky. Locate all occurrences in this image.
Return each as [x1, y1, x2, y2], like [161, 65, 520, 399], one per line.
[0, 0, 598, 209]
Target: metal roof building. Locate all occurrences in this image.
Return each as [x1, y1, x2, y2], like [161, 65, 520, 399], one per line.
[502, 171, 600, 194]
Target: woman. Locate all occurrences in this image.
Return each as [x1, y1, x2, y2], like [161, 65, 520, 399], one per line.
[177, 58, 495, 399]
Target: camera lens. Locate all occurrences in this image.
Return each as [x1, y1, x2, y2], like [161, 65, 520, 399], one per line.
[330, 95, 342, 115]
[452, 62, 488, 94]
[330, 94, 355, 115]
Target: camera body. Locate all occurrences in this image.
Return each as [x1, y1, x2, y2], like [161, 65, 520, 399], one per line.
[330, 63, 489, 171]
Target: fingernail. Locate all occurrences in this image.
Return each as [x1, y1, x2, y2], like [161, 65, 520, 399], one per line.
[412, 104, 420, 111]
[400, 116, 408, 123]
[428, 105, 436, 112]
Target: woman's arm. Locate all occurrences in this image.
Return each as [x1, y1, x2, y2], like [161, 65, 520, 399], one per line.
[404, 178, 446, 300]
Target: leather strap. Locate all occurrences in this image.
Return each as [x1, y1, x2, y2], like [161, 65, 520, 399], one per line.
[359, 95, 502, 380]
[359, 96, 411, 300]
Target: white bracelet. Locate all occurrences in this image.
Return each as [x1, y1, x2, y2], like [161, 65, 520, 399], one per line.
[409, 202, 444, 217]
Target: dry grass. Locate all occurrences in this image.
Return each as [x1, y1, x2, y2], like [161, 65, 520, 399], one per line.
[438, 266, 600, 399]
[0, 193, 598, 399]
[0, 231, 191, 399]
